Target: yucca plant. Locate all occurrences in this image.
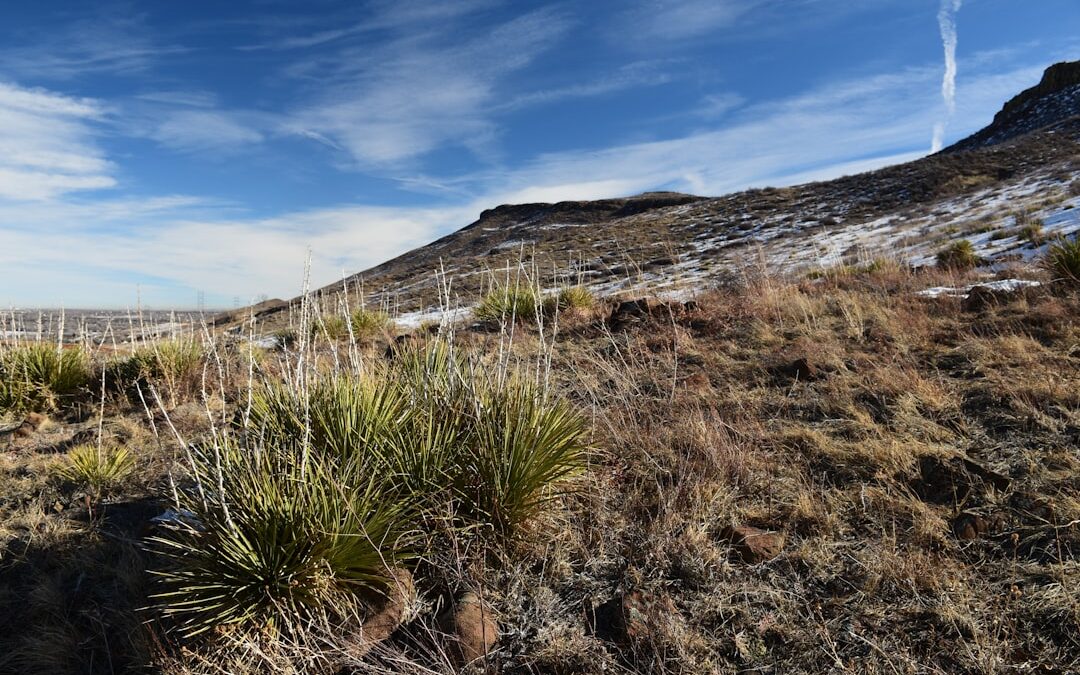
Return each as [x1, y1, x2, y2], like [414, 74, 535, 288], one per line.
[545, 286, 594, 314]
[151, 439, 416, 638]
[0, 343, 90, 412]
[1044, 235, 1080, 285]
[350, 308, 393, 340]
[105, 338, 205, 401]
[312, 314, 350, 341]
[474, 285, 542, 323]
[936, 239, 980, 270]
[457, 377, 588, 535]
[57, 444, 136, 498]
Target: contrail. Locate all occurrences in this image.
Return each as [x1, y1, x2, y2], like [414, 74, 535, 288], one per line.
[932, 0, 962, 152]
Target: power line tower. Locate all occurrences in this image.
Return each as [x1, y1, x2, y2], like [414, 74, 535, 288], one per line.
[196, 291, 205, 314]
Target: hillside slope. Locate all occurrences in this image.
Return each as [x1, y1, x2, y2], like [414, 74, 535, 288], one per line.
[251, 62, 1080, 326]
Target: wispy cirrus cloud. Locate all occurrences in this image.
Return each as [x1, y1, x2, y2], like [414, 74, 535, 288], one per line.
[0, 82, 114, 200]
[237, 0, 501, 51]
[615, 0, 756, 41]
[0, 12, 183, 80]
[496, 62, 675, 112]
[284, 6, 573, 167]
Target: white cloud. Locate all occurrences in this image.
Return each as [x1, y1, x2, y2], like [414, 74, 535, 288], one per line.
[286, 7, 572, 166]
[0, 82, 114, 201]
[148, 110, 265, 154]
[618, 0, 755, 41]
[497, 62, 675, 111]
[0, 13, 181, 80]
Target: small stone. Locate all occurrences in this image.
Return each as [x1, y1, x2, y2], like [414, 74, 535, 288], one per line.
[346, 568, 415, 659]
[724, 525, 784, 563]
[953, 513, 988, 540]
[608, 298, 658, 328]
[785, 357, 819, 382]
[439, 591, 498, 666]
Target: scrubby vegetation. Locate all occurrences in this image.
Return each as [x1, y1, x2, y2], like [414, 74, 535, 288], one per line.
[2, 261, 1079, 673]
[0, 343, 90, 413]
[349, 307, 393, 339]
[1045, 234, 1080, 284]
[57, 444, 136, 500]
[935, 238, 980, 270]
[474, 284, 543, 323]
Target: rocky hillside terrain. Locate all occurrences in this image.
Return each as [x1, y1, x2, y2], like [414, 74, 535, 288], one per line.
[246, 61, 1080, 328]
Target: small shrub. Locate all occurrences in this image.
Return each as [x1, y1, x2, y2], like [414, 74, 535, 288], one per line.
[155, 344, 589, 638]
[312, 314, 349, 341]
[0, 344, 90, 412]
[350, 308, 392, 340]
[936, 239, 980, 270]
[1015, 214, 1044, 244]
[151, 439, 414, 637]
[271, 328, 297, 349]
[1044, 236, 1080, 285]
[460, 377, 588, 535]
[57, 445, 136, 497]
[474, 286, 542, 323]
[546, 286, 594, 314]
[1069, 178, 1080, 197]
[104, 338, 204, 398]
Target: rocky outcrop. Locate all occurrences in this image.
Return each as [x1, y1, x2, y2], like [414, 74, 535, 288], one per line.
[947, 61, 1080, 152]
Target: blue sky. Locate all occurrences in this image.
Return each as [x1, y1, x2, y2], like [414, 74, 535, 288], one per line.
[1, 0, 1078, 308]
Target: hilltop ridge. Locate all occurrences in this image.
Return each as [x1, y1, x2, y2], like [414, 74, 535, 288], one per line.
[242, 61, 1080, 326]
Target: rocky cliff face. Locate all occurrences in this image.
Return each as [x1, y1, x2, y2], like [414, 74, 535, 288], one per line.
[947, 60, 1080, 152]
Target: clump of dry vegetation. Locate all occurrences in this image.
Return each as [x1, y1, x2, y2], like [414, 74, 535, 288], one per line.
[936, 238, 980, 270]
[1, 260, 1078, 674]
[1045, 234, 1080, 284]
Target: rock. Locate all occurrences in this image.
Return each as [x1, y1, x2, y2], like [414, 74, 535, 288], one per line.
[778, 357, 820, 382]
[589, 590, 681, 643]
[346, 568, 415, 659]
[681, 372, 712, 393]
[724, 525, 784, 563]
[962, 285, 1013, 312]
[953, 512, 1006, 540]
[3, 412, 47, 439]
[912, 455, 1010, 505]
[607, 298, 659, 328]
[383, 333, 421, 360]
[438, 591, 498, 666]
[953, 513, 988, 540]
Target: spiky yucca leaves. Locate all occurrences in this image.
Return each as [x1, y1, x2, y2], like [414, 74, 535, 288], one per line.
[247, 378, 409, 465]
[151, 439, 415, 638]
[547, 285, 595, 313]
[460, 378, 588, 535]
[350, 308, 393, 340]
[0, 343, 90, 412]
[312, 314, 350, 341]
[57, 444, 136, 498]
[1044, 236, 1080, 285]
[474, 285, 543, 323]
[104, 338, 204, 397]
[936, 239, 980, 270]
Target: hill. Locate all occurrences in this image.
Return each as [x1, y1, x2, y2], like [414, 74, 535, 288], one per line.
[243, 61, 1080, 328]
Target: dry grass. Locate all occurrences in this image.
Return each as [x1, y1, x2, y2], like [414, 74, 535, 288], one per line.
[1, 267, 1078, 673]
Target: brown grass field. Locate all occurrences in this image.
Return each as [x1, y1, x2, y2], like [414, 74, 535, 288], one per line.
[1, 261, 1078, 674]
